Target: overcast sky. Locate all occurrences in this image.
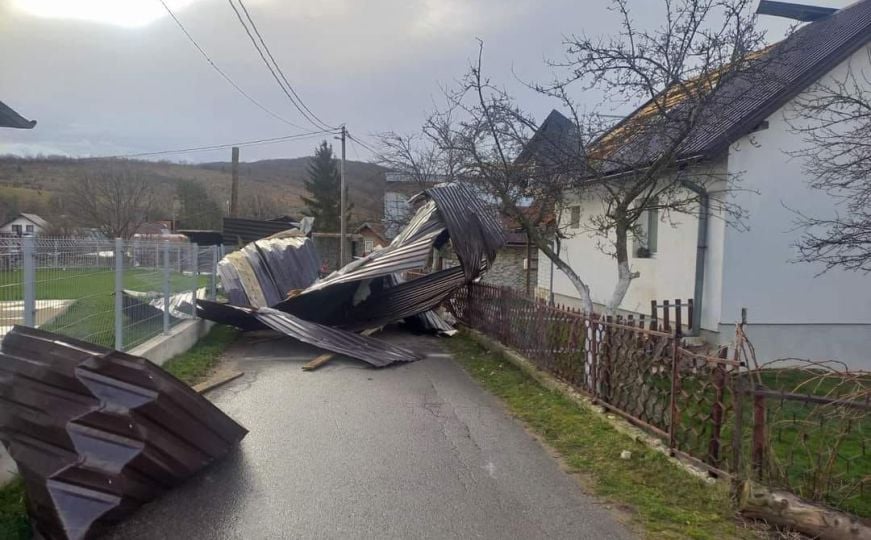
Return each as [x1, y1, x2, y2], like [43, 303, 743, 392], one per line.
[0, 0, 855, 163]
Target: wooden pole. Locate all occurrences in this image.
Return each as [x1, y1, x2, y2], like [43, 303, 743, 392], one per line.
[229, 146, 240, 218]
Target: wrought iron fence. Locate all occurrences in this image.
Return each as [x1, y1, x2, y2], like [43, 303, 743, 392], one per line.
[0, 237, 222, 351]
[449, 282, 870, 517]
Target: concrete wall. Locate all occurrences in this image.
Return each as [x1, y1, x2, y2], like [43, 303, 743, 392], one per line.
[537, 162, 728, 331]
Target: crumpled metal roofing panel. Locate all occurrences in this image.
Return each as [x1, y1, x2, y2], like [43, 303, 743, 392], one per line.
[215, 305, 421, 367]
[340, 267, 467, 331]
[415, 183, 506, 281]
[122, 288, 207, 322]
[0, 326, 247, 540]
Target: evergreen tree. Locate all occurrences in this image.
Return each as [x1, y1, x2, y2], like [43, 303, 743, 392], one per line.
[176, 179, 223, 229]
[301, 141, 351, 232]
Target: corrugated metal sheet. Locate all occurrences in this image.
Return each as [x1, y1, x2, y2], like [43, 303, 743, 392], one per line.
[122, 288, 207, 321]
[417, 183, 506, 281]
[0, 326, 247, 540]
[219, 234, 320, 308]
[222, 217, 299, 245]
[210, 305, 421, 366]
[339, 267, 467, 331]
[197, 183, 505, 366]
[196, 299, 266, 331]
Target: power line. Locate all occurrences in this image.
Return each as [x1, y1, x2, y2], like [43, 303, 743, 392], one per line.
[157, 0, 312, 132]
[99, 129, 334, 159]
[346, 132, 379, 156]
[236, 0, 335, 131]
[227, 0, 334, 131]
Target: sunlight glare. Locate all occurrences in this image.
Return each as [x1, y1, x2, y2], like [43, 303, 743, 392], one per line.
[12, 0, 199, 28]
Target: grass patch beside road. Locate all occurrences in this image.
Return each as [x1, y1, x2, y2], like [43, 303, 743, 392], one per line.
[446, 334, 754, 540]
[161, 325, 238, 385]
[0, 480, 29, 540]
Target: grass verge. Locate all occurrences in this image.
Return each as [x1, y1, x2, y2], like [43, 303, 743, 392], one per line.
[0, 480, 29, 540]
[0, 324, 238, 539]
[445, 333, 754, 540]
[161, 325, 238, 385]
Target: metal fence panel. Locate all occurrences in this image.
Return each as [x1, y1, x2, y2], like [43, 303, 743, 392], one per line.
[0, 236, 218, 351]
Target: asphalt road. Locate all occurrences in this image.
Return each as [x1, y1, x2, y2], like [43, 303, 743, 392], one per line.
[108, 331, 634, 540]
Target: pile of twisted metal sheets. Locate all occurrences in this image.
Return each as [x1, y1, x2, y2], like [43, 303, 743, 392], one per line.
[197, 183, 505, 367]
[0, 325, 247, 539]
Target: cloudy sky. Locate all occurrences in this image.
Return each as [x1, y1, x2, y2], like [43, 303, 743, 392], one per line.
[0, 0, 854, 163]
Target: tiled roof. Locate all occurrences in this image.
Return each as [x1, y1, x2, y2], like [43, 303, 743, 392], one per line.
[525, 0, 871, 174]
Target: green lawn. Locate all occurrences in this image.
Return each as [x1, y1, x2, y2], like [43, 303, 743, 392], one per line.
[0, 268, 208, 349]
[446, 333, 754, 540]
[0, 324, 238, 540]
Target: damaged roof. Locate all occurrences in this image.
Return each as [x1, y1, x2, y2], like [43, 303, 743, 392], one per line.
[525, 0, 871, 174]
[198, 182, 505, 367]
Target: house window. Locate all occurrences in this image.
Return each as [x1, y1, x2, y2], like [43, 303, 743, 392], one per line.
[11, 224, 22, 236]
[25, 225, 33, 234]
[634, 207, 659, 258]
[364, 239, 374, 253]
[569, 206, 580, 229]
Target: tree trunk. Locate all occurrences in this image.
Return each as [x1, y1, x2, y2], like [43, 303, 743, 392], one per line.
[738, 481, 871, 539]
[607, 222, 636, 314]
[537, 241, 594, 313]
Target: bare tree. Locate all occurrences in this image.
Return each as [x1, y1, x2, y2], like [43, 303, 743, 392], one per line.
[404, 0, 762, 314]
[64, 164, 158, 239]
[787, 48, 871, 273]
[375, 131, 462, 235]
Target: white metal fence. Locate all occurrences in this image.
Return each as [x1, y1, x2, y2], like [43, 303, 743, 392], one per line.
[0, 237, 222, 351]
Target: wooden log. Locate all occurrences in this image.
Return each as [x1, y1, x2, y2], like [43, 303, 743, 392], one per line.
[738, 481, 871, 539]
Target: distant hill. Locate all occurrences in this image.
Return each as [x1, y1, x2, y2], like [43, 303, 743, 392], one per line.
[0, 155, 387, 227]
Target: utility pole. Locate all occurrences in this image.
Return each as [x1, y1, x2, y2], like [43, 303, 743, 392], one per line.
[339, 125, 347, 266]
[229, 146, 240, 218]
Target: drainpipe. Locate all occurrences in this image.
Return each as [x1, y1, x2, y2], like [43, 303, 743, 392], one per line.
[680, 178, 708, 336]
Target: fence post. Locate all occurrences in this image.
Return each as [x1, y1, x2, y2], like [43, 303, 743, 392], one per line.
[163, 242, 171, 335]
[707, 347, 728, 469]
[667, 306, 683, 454]
[209, 245, 218, 301]
[190, 243, 198, 319]
[114, 238, 124, 351]
[22, 236, 35, 327]
[752, 388, 766, 479]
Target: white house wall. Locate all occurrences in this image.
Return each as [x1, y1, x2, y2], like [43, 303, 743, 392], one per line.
[537, 163, 728, 331]
[721, 45, 871, 368]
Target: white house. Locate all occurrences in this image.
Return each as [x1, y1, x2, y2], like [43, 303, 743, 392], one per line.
[0, 213, 49, 237]
[530, 1, 871, 369]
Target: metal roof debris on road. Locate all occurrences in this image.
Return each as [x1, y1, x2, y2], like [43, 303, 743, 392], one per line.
[197, 182, 505, 367]
[0, 325, 247, 540]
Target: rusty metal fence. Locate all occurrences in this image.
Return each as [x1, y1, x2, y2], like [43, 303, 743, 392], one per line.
[449, 282, 870, 517]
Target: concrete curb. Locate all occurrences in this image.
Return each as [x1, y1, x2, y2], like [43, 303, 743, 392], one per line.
[129, 319, 214, 366]
[462, 328, 720, 485]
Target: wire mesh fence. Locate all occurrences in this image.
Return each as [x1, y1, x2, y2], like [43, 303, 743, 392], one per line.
[449, 282, 870, 518]
[0, 237, 220, 351]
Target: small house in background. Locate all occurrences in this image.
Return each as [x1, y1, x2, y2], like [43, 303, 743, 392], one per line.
[355, 222, 387, 255]
[0, 213, 48, 237]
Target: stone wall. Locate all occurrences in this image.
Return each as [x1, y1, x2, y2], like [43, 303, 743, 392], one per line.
[444, 245, 536, 293]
